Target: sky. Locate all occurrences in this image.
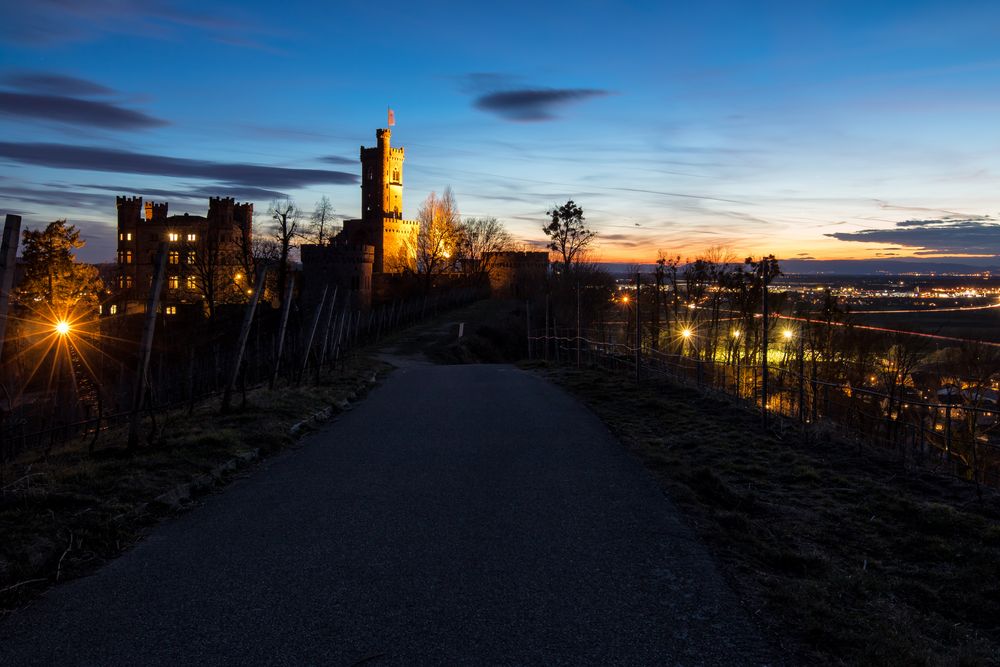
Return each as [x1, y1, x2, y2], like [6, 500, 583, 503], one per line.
[1, 0, 999, 266]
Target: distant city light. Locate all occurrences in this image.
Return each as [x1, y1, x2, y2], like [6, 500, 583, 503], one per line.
[621, 295, 629, 304]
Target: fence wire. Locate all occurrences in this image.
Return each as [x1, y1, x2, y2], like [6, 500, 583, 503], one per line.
[530, 329, 1000, 489]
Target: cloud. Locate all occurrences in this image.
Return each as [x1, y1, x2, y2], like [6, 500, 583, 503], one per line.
[81, 183, 289, 202]
[474, 88, 609, 121]
[0, 142, 358, 190]
[0, 184, 111, 209]
[319, 155, 355, 166]
[0, 91, 168, 130]
[1, 72, 114, 96]
[2, 0, 276, 49]
[826, 218, 1000, 256]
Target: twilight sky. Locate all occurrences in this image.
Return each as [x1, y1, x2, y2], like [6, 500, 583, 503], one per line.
[1, 0, 999, 265]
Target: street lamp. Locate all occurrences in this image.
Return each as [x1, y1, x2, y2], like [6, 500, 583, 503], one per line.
[55, 320, 71, 336]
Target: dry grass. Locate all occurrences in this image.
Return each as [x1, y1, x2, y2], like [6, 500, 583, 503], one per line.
[533, 362, 1000, 666]
[0, 354, 388, 613]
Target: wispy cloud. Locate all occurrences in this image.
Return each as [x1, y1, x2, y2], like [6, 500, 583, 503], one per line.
[1, 71, 114, 96]
[81, 183, 289, 202]
[826, 218, 1000, 256]
[319, 155, 356, 166]
[0, 142, 358, 190]
[2, 0, 277, 50]
[474, 88, 610, 122]
[0, 92, 168, 130]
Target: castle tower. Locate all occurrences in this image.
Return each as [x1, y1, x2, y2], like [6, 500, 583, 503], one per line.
[360, 128, 404, 222]
[116, 196, 143, 227]
[144, 201, 168, 221]
[341, 128, 418, 274]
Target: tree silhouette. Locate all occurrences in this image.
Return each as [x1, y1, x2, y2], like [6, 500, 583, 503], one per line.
[542, 200, 595, 272]
[16, 220, 102, 317]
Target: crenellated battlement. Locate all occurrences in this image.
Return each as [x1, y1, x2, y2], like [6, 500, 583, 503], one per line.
[144, 201, 168, 221]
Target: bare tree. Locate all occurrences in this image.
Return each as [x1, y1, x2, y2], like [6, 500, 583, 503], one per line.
[268, 199, 299, 308]
[459, 216, 512, 281]
[309, 196, 335, 245]
[235, 217, 281, 304]
[415, 188, 461, 290]
[187, 226, 246, 319]
[542, 200, 596, 273]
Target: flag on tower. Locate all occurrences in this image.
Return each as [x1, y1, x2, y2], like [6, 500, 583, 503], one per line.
[387, 107, 395, 126]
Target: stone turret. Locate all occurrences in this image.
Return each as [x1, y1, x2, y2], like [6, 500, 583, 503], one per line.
[144, 201, 168, 221]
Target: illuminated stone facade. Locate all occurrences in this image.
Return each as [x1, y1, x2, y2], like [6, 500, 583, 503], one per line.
[111, 196, 251, 316]
[340, 128, 418, 273]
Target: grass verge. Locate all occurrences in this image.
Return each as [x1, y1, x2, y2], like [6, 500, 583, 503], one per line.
[533, 362, 1000, 666]
[0, 353, 389, 614]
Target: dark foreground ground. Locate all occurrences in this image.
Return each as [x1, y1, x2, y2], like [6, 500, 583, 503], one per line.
[0, 363, 774, 665]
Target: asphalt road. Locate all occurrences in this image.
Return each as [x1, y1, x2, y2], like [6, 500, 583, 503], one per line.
[0, 364, 774, 666]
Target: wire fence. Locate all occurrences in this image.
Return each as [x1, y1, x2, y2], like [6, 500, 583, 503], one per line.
[530, 328, 1000, 490]
[1, 286, 484, 465]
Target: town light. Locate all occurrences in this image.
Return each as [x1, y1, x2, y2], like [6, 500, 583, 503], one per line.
[54, 320, 71, 336]
[782, 328, 793, 340]
[732, 329, 741, 338]
[621, 295, 629, 304]
[681, 328, 692, 339]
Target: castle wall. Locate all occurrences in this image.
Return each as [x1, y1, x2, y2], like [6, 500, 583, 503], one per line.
[300, 243, 374, 311]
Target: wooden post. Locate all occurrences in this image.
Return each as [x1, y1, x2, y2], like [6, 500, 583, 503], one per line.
[317, 286, 338, 378]
[634, 272, 641, 384]
[576, 281, 581, 368]
[269, 275, 295, 389]
[332, 308, 346, 366]
[544, 293, 550, 362]
[798, 331, 805, 423]
[221, 264, 269, 413]
[299, 284, 328, 382]
[0, 214, 22, 358]
[526, 299, 532, 360]
[761, 273, 770, 428]
[128, 244, 168, 450]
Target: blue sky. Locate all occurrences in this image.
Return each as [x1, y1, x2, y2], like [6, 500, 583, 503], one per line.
[1, 0, 999, 264]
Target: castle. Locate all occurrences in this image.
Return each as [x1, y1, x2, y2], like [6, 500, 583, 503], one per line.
[300, 128, 419, 310]
[111, 127, 425, 318]
[338, 128, 419, 273]
[111, 196, 251, 317]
